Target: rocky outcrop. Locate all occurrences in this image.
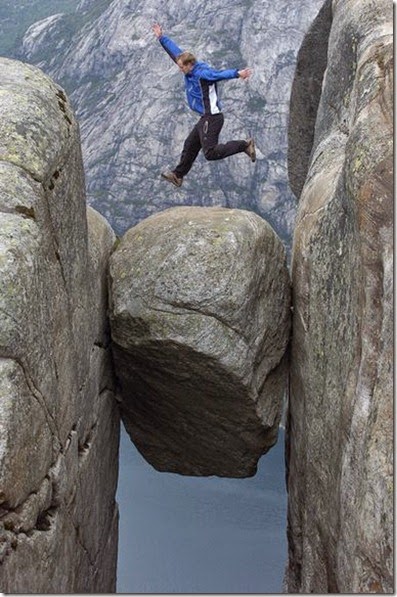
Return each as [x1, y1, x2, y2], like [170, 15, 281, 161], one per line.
[15, 0, 325, 246]
[286, 0, 393, 592]
[2, 1, 392, 591]
[0, 58, 119, 593]
[109, 206, 290, 477]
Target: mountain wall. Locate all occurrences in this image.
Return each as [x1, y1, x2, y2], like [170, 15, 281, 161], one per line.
[16, 0, 325, 246]
[0, 58, 119, 593]
[285, 0, 393, 592]
[0, 52, 291, 591]
[0, 0, 393, 592]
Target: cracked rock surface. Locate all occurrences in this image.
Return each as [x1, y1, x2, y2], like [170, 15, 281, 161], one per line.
[16, 0, 326, 246]
[0, 58, 119, 593]
[109, 206, 290, 477]
[285, 0, 393, 592]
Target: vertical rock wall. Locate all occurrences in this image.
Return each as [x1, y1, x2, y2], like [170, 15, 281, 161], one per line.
[0, 58, 119, 593]
[286, 0, 393, 592]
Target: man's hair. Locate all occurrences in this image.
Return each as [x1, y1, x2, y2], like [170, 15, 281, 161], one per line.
[177, 51, 196, 66]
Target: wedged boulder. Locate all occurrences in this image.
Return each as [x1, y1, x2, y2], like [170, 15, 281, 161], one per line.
[109, 206, 291, 477]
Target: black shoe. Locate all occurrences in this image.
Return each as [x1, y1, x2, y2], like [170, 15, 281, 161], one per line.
[161, 171, 183, 187]
[245, 138, 256, 162]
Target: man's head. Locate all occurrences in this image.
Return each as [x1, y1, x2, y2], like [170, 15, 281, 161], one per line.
[176, 51, 196, 74]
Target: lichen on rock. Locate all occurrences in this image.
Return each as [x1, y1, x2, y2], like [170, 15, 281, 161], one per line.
[109, 206, 291, 478]
[0, 57, 119, 593]
[285, 0, 393, 592]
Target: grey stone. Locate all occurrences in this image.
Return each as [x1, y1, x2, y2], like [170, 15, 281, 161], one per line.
[109, 206, 290, 478]
[287, 0, 332, 198]
[0, 58, 119, 593]
[16, 0, 325, 245]
[285, 0, 393, 592]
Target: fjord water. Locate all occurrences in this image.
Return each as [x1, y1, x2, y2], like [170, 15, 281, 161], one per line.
[117, 425, 287, 593]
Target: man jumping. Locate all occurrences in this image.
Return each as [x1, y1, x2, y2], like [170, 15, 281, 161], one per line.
[152, 23, 256, 187]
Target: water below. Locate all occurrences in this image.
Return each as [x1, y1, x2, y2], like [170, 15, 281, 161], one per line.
[116, 426, 287, 593]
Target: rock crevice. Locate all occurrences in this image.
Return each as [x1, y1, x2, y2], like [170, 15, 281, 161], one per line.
[0, 1, 392, 590]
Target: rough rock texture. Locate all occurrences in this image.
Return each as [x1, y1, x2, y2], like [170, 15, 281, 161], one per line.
[287, 0, 332, 198]
[285, 0, 393, 592]
[109, 206, 290, 478]
[14, 0, 325, 246]
[0, 58, 119, 593]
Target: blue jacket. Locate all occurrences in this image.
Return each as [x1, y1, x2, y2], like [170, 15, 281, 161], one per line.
[159, 34, 239, 115]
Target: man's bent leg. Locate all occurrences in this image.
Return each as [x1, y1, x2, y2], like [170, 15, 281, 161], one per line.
[173, 122, 202, 178]
[199, 114, 247, 161]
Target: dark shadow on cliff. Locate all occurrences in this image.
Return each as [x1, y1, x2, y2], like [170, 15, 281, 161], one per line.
[287, 0, 333, 199]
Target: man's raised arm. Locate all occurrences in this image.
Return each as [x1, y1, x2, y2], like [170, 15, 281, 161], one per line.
[152, 23, 183, 63]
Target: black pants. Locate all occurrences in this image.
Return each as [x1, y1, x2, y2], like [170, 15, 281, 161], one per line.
[173, 113, 247, 178]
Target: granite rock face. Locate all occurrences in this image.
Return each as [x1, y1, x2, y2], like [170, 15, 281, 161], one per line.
[0, 58, 119, 593]
[109, 206, 290, 477]
[286, 0, 393, 592]
[16, 0, 325, 245]
[287, 0, 332, 198]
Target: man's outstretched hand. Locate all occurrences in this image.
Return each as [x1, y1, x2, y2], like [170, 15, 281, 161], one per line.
[153, 26, 251, 79]
[152, 23, 163, 38]
[238, 68, 252, 80]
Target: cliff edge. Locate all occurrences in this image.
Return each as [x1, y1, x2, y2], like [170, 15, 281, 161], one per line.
[0, 58, 119, 593]
[286, 0, 393, 592]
